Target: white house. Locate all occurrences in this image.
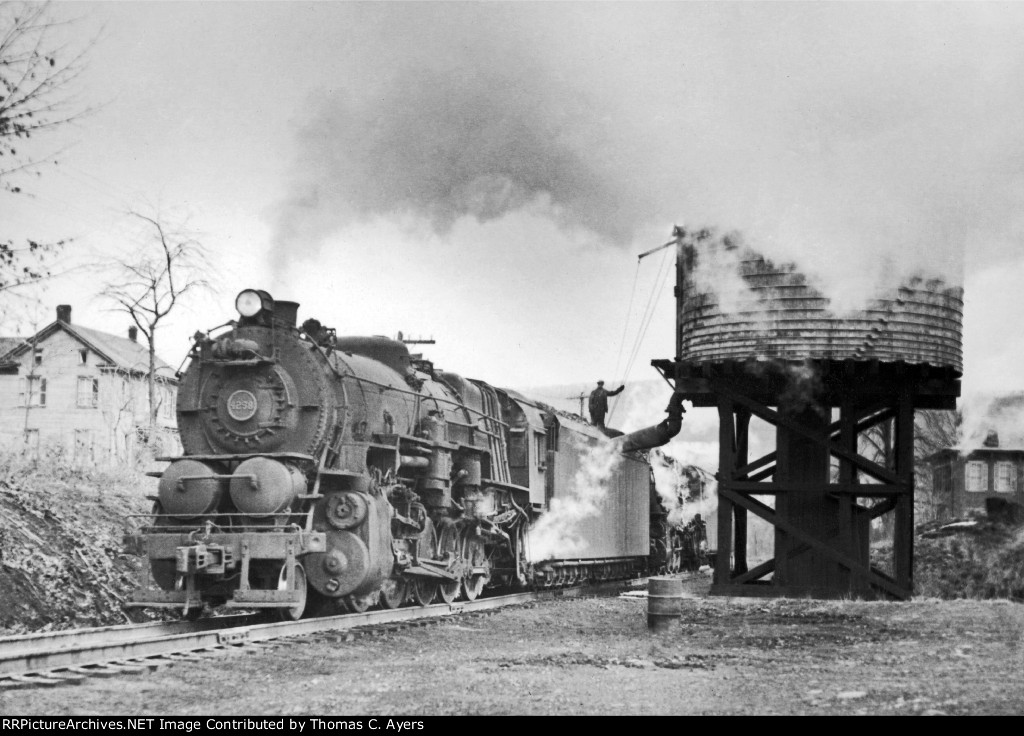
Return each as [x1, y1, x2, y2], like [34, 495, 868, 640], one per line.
[0, 304, 180, 463]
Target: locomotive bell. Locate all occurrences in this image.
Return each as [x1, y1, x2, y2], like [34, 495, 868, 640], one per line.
[157, 460, 224, 517]
[229, 457, 305, 516]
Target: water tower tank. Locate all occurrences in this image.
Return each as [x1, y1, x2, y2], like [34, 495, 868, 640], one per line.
[676, 235, 963, 373]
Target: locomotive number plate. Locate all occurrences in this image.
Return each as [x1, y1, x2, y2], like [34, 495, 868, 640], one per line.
[226, 390, 258, 421]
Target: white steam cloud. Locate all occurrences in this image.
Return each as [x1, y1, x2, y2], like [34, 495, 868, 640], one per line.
[650, 450, 716, 529]
[958, 393, 1024, 453]
[267, 3, 1024, 305]
[526, 435, 622, 562]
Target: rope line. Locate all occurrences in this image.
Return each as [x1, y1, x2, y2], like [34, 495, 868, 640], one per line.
[612, 259, 642, 383]
[608, 243, 674, 424]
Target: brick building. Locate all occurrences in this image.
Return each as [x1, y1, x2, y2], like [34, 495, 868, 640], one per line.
[927, 431, 1024, 521]
[0, 305, 180, 463]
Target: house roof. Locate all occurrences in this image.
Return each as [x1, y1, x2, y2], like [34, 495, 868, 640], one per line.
[0, 337, 22, 361]
[1, 320, 177, 381]
[73, 324, 177, 377]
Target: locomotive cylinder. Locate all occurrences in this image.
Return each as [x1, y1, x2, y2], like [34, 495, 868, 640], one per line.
[306, 491, 393, 598]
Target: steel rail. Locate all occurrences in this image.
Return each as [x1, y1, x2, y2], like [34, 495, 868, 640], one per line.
[0, 614, 258, 661]
[0, 581, 638, 687]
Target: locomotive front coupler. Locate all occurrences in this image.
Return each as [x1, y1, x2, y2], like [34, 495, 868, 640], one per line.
[175, 542, 236, 576]
[174, 522, 237, 577]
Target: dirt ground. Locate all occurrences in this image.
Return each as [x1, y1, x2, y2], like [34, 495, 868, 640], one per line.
[4, 576, 1024, 716]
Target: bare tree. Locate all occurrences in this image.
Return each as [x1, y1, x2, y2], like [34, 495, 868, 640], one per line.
[1, 1, 92, 294]
[100, 210, 212, 436]
[915, 409, 961, 461]
[859, 408, 962, 523]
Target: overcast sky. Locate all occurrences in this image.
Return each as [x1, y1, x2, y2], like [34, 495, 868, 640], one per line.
[6, 1, 1024, 430]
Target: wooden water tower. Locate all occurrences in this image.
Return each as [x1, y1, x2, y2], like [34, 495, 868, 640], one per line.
[650, 228, 962, 599]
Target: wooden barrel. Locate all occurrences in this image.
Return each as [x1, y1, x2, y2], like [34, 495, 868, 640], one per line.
[647, 576, 683, 633]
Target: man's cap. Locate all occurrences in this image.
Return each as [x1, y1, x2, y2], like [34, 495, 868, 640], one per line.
[597, 380, 604, 385]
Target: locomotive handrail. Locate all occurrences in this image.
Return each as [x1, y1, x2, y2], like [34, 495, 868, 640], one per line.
[126, 517, 314, 533]
[155, 452, 317, 463]
[338, 372, 510, 430]
[177, 473, 235, 484]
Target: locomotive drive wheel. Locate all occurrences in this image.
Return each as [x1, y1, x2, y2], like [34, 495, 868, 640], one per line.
[437, 578, 460, 604]
[463, 577, 484, 601]
[461, 532, 490, 602]
[378, 576, 408, 609]
[435, 521, 462, 604]
[410, 519, 439, 606]
[410, 578, 437, 606]
[276, 563, 307, 621]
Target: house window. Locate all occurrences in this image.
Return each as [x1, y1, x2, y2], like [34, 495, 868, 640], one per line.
[995, 462, 1017, 494]
[966, 461, 988, 492]
[19, 376, 46, 407]
[77, 377, 100, 408]
[33, 348, 43, 366]
[160, 386, 174, 420]
[79, 349, 89, 365]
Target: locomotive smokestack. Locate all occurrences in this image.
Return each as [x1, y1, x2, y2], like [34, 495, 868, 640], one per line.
[274, 301, 300, 328]
[616, 392, 686, 453]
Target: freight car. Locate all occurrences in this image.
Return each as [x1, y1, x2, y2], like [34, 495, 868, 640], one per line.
[126, 289, 685, 619]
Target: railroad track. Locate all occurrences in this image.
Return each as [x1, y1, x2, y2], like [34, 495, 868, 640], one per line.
[0, 579, 644, 689]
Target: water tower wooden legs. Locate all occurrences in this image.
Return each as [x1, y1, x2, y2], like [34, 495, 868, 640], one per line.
[710, 381, 916, 600]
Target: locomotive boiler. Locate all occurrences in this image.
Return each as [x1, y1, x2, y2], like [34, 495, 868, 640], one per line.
[126, 289, 685, 619]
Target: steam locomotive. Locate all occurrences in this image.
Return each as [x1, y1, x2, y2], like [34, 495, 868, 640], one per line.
[126, 289, 688, 619]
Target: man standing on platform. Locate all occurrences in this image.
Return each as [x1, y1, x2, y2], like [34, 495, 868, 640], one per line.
[588, 380, 624, 429]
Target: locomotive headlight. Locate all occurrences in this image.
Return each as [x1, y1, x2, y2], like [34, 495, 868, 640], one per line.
[235, 289, 266, 318]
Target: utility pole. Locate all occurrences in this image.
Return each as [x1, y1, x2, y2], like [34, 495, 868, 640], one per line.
[396, 332, 436, 359]
[396, 331, 436, 347]
[567, 392, 588, 417]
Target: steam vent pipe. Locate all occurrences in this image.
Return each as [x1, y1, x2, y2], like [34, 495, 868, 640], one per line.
[617, 392, 686, 452]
